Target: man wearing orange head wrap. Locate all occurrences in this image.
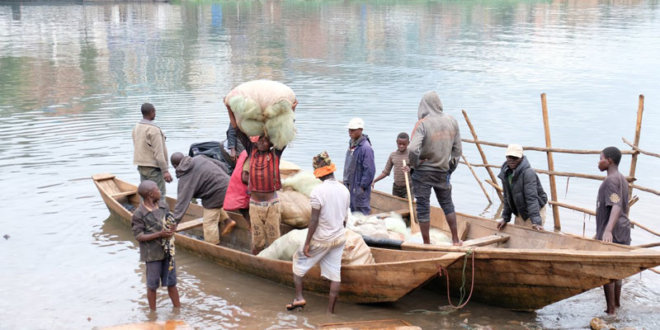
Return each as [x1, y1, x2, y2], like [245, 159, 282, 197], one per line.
[288, 151, 350, 314]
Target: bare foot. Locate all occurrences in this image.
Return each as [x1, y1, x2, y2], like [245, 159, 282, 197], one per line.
[221, 219, 236, 236]
[452, 240, 463, 246]
[605, 308, 616, 315]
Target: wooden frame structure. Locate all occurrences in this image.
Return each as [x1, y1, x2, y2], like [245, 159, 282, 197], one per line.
[459, 94, 659, 239]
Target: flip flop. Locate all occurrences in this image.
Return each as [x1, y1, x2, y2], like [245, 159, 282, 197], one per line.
[286, 299, 306, 311]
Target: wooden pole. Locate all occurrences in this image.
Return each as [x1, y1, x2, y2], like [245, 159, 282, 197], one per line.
[462, 154, 492, 204]
[541, 93, 561, 231]
[623, 137, 660, 158]
[462, 139, 635, 155]
[548, 201, 660, 237]
[462, 110, 503, 202]
[402, 160, 419, 234]
[628, 95, 644, 198]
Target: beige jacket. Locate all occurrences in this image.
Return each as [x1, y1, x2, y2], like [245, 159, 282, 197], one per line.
[132, 119, 169, 172]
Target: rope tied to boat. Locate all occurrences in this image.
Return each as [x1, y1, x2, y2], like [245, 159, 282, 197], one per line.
[437, 248, 475, 309]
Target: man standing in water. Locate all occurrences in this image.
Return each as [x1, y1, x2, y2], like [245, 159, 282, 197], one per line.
[596, 146, 631, 314]
[289, 151, 350, 314]
[132, 103, 173, 199]
[343, 117, 375, 215]
[406, 91, 462, 246]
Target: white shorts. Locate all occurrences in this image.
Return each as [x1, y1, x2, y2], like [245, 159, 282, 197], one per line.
[292, 241, 345, 282]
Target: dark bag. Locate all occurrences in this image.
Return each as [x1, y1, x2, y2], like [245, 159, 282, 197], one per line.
[188, 141, 235, 173]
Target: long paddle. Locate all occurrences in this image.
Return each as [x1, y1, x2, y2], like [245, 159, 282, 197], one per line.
[403, 160, 420, 234]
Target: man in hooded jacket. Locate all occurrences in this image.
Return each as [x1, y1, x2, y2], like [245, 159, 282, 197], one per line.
[407, 91, 462, 245]
[343, 117, 376, 215]
[496, 144, 547, 231]
[170, 152, 233, 244]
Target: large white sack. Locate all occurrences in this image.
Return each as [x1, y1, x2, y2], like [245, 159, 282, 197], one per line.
[405, 228, 452, 246]
[258, 229, 308, 261]
[281, 171, 321, 197]
[225, 80, 297, 149]
[346, 212, 390, 240]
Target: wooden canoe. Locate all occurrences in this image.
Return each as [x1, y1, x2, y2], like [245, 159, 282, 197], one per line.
[369, 190, 660, 310]
[92, 173, 464, 304]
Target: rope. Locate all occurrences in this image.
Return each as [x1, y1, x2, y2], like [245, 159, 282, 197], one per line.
[437, 249, 475, 309]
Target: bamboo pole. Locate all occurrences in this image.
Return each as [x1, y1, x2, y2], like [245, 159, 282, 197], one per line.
[628, 195, 639, 208]
[630, 184, 660, 197]
[548, 201, 660, 237]
[541, 93, 561, 231]
[534, 169, 635, 183]
[634, 242, 660, 249]
[462, 155, 492, 204]
[462, 110, 503, 202]
[461, 139, 635, 155]
[622, 137, 660, 159]
[402, 160, 419, 234]
[628, 95, 644, 198]
[485, 179, 503, 193]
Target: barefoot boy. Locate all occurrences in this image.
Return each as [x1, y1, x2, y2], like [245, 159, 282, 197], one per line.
[372, 132, 410, 198]
[131, 180, 181, 310]
[596, 146, 631, 314]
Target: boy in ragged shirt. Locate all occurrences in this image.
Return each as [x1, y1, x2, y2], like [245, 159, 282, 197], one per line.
[131, 180, 181, 310]
[372, 132, 410, 198]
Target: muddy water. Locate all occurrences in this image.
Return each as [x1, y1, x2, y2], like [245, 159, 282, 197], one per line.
[1, 1, 659, 329]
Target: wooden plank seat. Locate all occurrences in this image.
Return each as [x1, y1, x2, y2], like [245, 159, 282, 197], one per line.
[176, 218, 203, 232]
[463, 234, 510, 247]
[111, 190, 138, 199]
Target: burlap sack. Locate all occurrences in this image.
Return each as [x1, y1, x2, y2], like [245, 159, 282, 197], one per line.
[278, 189, 311, 228]
[341, 229, 375, 265]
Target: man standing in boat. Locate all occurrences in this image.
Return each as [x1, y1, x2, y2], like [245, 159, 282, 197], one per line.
[289, 151, 350, 313]
[132, 103, 173, 200]
[406, 91, 462, 246]
[343, 117, 375, 215]
[496, 144, 548, 231]
[596, 146, 631, 315]
[170, 152, 234, 245]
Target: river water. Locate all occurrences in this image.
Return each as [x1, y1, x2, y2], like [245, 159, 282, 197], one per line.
[1, 1, 659, 329]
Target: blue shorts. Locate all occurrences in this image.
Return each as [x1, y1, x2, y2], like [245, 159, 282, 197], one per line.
[146, 258, 177, 290]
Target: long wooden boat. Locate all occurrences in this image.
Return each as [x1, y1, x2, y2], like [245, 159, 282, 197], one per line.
[92, 173, 464, 304]
[368, 190, 660, 310]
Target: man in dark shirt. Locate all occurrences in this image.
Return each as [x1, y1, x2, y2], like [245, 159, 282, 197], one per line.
[171, 152, 233, 245]
[131, 180, 180, 310]
[596, 146, 631, 315]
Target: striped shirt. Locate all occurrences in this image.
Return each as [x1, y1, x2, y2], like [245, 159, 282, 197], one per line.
[248, 148, 282, 193]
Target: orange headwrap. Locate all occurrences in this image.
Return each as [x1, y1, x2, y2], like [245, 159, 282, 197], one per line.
[313, 164, 336, 178]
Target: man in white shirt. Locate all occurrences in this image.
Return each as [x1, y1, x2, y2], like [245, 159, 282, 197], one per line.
[288, 151, 350, 314]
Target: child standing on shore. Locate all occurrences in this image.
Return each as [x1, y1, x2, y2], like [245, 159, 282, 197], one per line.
[372, 132, 410, 198]
[131, 180, 181, 310]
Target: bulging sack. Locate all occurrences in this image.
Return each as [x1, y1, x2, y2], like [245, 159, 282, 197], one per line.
[278, 189, 311, 228]
[341, 229, 375, 265]
[225, 80, 297, 149]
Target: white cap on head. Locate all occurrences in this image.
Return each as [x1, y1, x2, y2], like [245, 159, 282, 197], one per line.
[505, 144, 524, 158]
[347, 117, 364, 129]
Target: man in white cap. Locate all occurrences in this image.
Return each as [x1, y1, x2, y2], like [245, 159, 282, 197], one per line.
[343, 117, 375, 215]
[496, 144, 548, 231]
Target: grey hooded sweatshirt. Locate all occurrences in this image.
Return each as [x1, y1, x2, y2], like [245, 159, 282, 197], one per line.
[172, 155, 230, 221]
[408, 91, 462, 172]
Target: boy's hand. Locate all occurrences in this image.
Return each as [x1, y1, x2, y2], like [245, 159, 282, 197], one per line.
[161, 229, 174, 238]
[164, 171, 173, 183]
[402, 165, 410, 174]
[532, 224, 544, 231]
[602, 230, 613, 243]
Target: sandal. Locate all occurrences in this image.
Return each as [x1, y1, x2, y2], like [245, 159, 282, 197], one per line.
[285, 299, 306, 311]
